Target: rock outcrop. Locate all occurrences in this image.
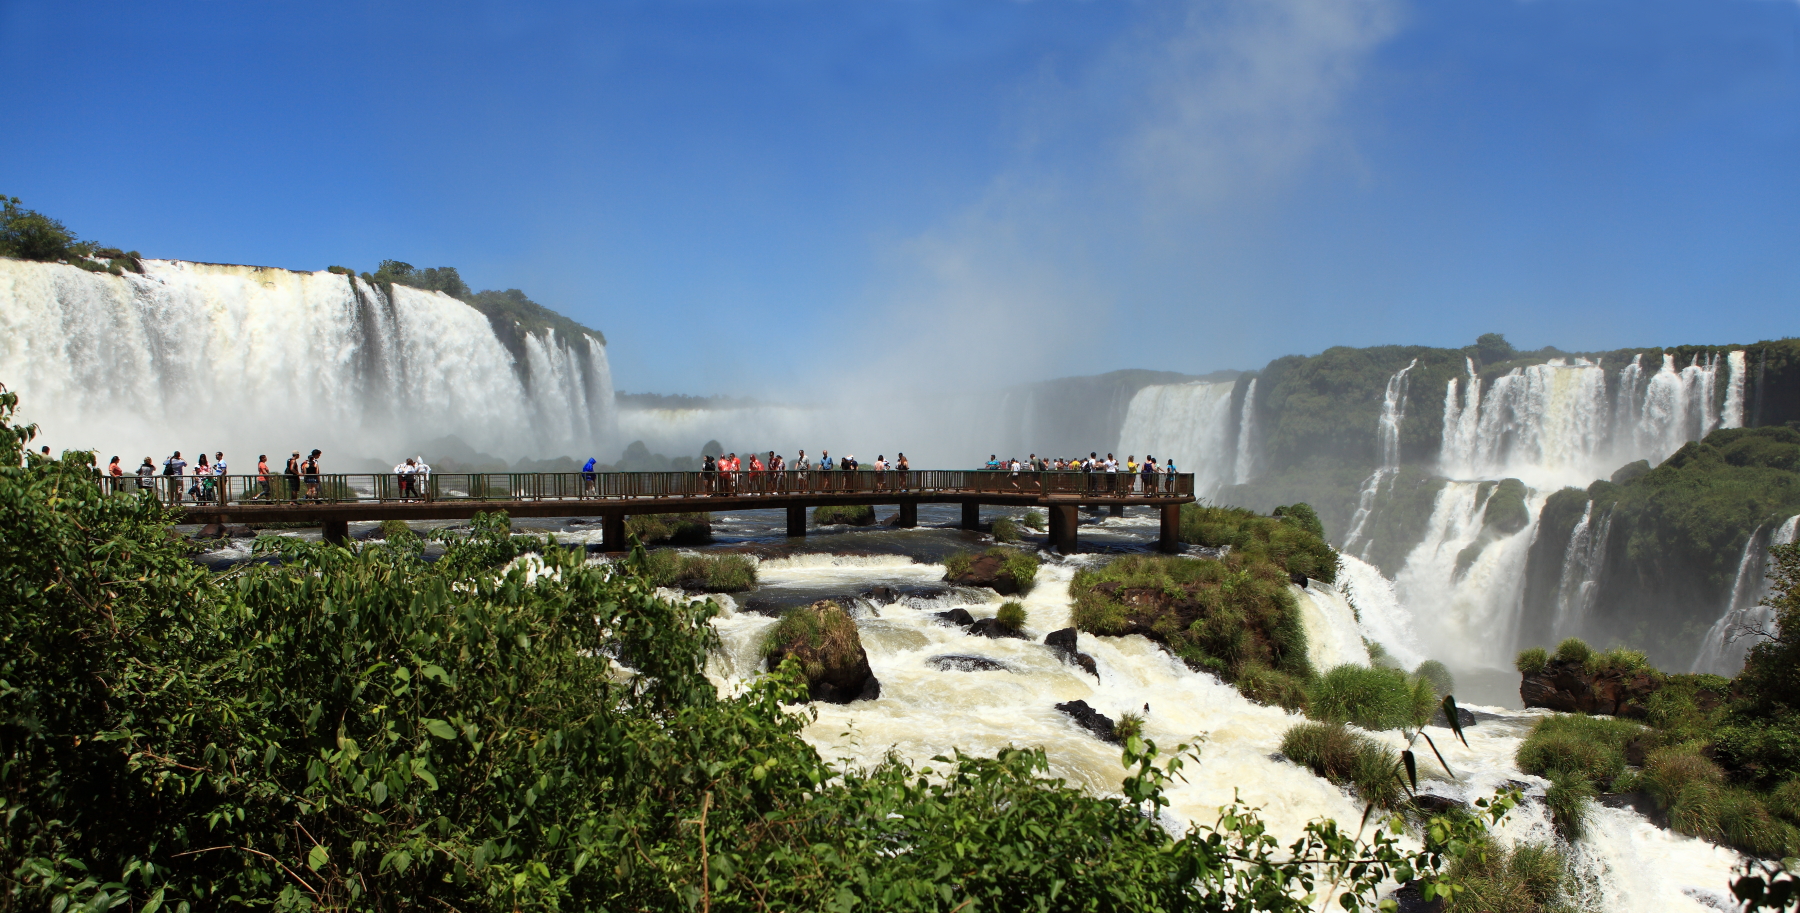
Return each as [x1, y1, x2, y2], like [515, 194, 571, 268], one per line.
[935, 608, 976, 627]
[1519, 658, 1663, 718]
[1055, 700, 1118, 743]
[1044, 628, 1099, 678]
[967, 617, 1028, 640]
[944, 550, 1032, 595]
[927, 654, 1011, 673]
[763, 600, 881, 703]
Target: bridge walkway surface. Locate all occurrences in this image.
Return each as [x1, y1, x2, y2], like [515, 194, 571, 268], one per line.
[138, 469, 1196, 554]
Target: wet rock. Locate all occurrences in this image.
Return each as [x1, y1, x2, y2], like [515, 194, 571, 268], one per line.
[1056, 700, 1118, 743]
[1409, 794, 1465, 817]
[1045, 628, 1099, 678]
[927, 654, 1011, 673]
[862, 585, 899, 604]
[1388, 881, 1444, 913]
[745, 593, 857, 617]
[1520, 658, 1668, 719]
[945, 552, 1026, 595]
[967, 617, 1028, 640]
[763, 600, 881, 704]
[936, 608, 976, 627]
[1598, 791, 1669, 828]
[1431, 705, 1477, 729]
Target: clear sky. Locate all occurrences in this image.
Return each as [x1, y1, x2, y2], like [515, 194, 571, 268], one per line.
[4, 0, 1797, 396]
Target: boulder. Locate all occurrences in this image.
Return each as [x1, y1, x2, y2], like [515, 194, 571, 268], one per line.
[927, 654, 1011, 673]
[936, 608, 976, 627]
[862, 585, 900, 604]
[968, 617, 1028, 640]
[1388, 882, 1444, 913]
[1520, 658, 1659, 718]
[945, 552, 1023, 595]
[1045, 628, 1099, 678]
[1409, 794, 1465, 817]
[1430, 705, 1477, 730]
[1056, 700, 1118, 743]
[763, 601, 881, 704]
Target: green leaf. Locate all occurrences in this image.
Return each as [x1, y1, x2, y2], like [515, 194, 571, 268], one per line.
[307, 845, 329, 872]
[424, 719, 456, 740]
[415, 766, 439, 790]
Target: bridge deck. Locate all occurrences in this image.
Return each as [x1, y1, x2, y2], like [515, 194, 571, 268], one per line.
[133, 469, 1193, 553]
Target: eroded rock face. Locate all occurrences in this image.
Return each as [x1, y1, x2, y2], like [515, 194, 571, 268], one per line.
[764, 600, 881, 704]
[1056, 700, 1118, 743]
[1519, 658, 1669, 718]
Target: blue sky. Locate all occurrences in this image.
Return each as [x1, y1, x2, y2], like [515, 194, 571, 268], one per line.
[4, 0, 1797, 396]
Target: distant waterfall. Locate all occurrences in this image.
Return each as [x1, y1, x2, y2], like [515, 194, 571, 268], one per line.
[1550, 501, 1614, 641]
[1117, 381, 1237, 496]
[0, 258, 615, 463]
[1691, 516, 1800, 675]
[1439, 351, 1745, 488]
[1343, 360, 1416, 554]
[1390, 481, 1545, 667]
[1232, 379, 1259, 485]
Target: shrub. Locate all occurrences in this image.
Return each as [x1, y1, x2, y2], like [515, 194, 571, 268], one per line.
[811, 504, 875, 526]
[1544, 771, 1594, 841]
[762, 600, 862, 683]
[991, 516, 1021, 543]
[1514, 714, 1638, 788]
[1718, 789, 1798, 858]
[378, 518, 414, 541]
[1515, 647, 1548, 676]
[1770, 778, 1800, 823]
[1022, 510, 1046, 531]
[1642, 746, 1725, 819]
[1178, 503, 1339, 585]
[996, 600, 1027, 631]
[1308, 664, 1417, 731]
[0, 195, 93, 262]
[1280, 722, 1402, 809]
[1415, 660, 1455, 698]
[1443, 836, 1575, 913]
[643, 551, 757, 592]
[1273, 502, 1325, 540]
[626, 512, 712, 545]
[1115, 712, 1144, 743]
[1235, 664, 1310, 711]
[1553, 637, 1591, 666]
[999, 549, 1039, 592]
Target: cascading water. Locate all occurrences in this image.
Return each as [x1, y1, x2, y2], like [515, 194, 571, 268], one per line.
[1691, 515, 1800, 675]
[692, 542, 1746, 912]
[0, 258, 615, 462]
[1116, 381, 1237, 496]
[1232, 378, 1258, 485]
[1343, 360, 1416, 555]
[1390, 481, 1546, 668]
[1440, 352, 1745, 490]
[1550, 501, 1613, 642]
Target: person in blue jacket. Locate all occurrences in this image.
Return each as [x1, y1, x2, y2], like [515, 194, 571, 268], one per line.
[582, 457, 597, 495]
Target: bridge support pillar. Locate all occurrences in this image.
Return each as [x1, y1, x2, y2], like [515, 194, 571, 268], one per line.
[897, 501, 917, 528]
[1159, 503, 1181, 554]
[602, 511, 627, 552]
[787, 506, 807, 538]
[322, 518, 349, 546]
[1108, 504, 1124, 518]
[1049, 505, 1078, 554]
[962, 502, 981, 531]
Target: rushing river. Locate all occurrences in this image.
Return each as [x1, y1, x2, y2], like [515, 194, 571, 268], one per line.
[195, 505, 1747, 910]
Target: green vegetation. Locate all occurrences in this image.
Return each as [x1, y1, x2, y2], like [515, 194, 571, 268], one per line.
[1515, 714, 1639, 788]
[1279, 722, 1403, 809]
[1178, 502, 1339, 584]
[1416, 659, 1456, 698]
[1516, 647, 1549, 676]
[370, 259, 606, 347]
[990, 515, 1021, 542]
[1308, 664, 1434, 732]
[1115, 711, 1145, 744]
[1482, 478, 1531, 534]
[761, 600, 863, 682]
[1022, 510, 1046, 531]
[625, 512, 711, 545]
[0, 195, 93, 263]
[642, 550, 757, 592]
[995, 600, 1028, 632]
[377, 518, 414, 541]
[1272, 502, 1325, 540]
[944, 547, 1039, 594]
[812, 503, 875, 526]
[1443, 836, 1576, 913]
[1553, 636, 1592, 666]
[0, 382, 1532, 912]
[1071, 553, 1311, 688]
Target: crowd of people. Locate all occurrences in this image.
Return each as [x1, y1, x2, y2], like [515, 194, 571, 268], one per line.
[982, 451, 1180, 494]
[695, 450, 912, 495]
[81, 448, 339, 503]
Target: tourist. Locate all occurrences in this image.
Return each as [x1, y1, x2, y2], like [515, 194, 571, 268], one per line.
[986, 454, 1000, 471]
[1164, 459, 1177, 492]
[702, 454, 717, 494]
[285, 452, 302, 501]
[189, 453, 212, 503]
[395, 458, 415, 499]
[818, 450, 833, 489]
[1126, 455, 1138, 494]
[256, 454, 271, 500]
[795, 449, 811, 490]
[874, 454, 888, 490]
[771, 451, 786, 490]
[721, 453, 737, 495]
[895, 452, 909, 490]
[213, 452, 228, 500]
[105, 455, 122, 491]
[136, 457, 156, 492]
[414, 456, 431, 499]
[1008, 457, 1021, 489]
[302, 449, 321, 500]
[163, 451, 187, 503]
[582, 456, 598, 495]
[843, 454, 857, 488]
[1105, 453, 1118, 492]
[1142, 456, 1158, 494]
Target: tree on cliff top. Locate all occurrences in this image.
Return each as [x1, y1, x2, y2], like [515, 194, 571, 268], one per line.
[0, 195, 92, 263]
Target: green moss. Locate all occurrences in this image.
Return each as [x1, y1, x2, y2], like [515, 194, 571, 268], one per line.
[1482, 478, 1531, 534]
[811, 504, 875, 526]
[995, 600, 1027, 632]
[1280, 722, 1403, 809]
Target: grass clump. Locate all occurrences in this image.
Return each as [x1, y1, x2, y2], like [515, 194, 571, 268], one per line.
[1115, 711, 1145, 744]
[1543, 772, 1595, 841]
[761, 600, 863, 683]
[1178, 503, 1339, 584]
[995, 600, 1027, 632]
[643, 550, 757, 592]
[1280, 721, 1403, 809]
[1552, 637, 1592, 666]
[1443, 836, 1577, 913]
[811, 504, 875, 526]
[1308, 664, 1428, 731]
[991, 516, 1021, 543]
[1515, 647, 1548, 676]
[946, 547, 1039, 595]
[1022, 510, 1046, 531]
[1514, 714, 1639, 789]
[1071, 553, 1310, 688]
[1235, 664, 1311, 712]
[626, 512, 711, 545]
[378, 518, 414, 541]
[1415, 660, 1456, 698]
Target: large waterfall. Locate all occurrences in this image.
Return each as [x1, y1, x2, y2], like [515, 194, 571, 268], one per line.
[1343, 360, 1416, 555]
[0, 258, 615, 463]
[1441, 353, 1745, 489]
[1691, 515, 1800, 675]
[1116, 380, 1237, 495]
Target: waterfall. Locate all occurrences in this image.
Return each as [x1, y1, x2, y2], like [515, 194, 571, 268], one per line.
[1293, 579, 1372, 671]
[0, 258, 616, 463]
[1550, 501, 1613, 642]
[1117, 381, 1237, 496]
[1343, 360, 1417, 554]
[1390, 481, 1546, 668]
[1437, 351, 1745, 489]
[1691, 516, 1800, 675]
[1232, 378, 1259, 485]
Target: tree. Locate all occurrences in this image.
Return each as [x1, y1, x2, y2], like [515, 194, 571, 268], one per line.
[0, 196, 90, 262]
[1474, 333, 1517, 365]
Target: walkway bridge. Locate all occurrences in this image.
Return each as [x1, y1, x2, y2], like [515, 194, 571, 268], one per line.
[152, 470, 1196, 553]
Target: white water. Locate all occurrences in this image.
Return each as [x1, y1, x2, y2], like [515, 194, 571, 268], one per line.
[1294, 579, 1372, 670]
[1343, 361, 1417, 555]
[0, 258, 615, 463]
[1691, 515, 1800, 675]
[1233, 379, 1259, 485]
[1390, 482, 1547, 669]
[1440, 352, 1745, 490]
[704, 553, 1744, 911]
[1550, 501, 1614, 642]
[1117, 381, 1237, 496]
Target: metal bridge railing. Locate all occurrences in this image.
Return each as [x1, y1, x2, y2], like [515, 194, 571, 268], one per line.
[97, 469, 1195, 507]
